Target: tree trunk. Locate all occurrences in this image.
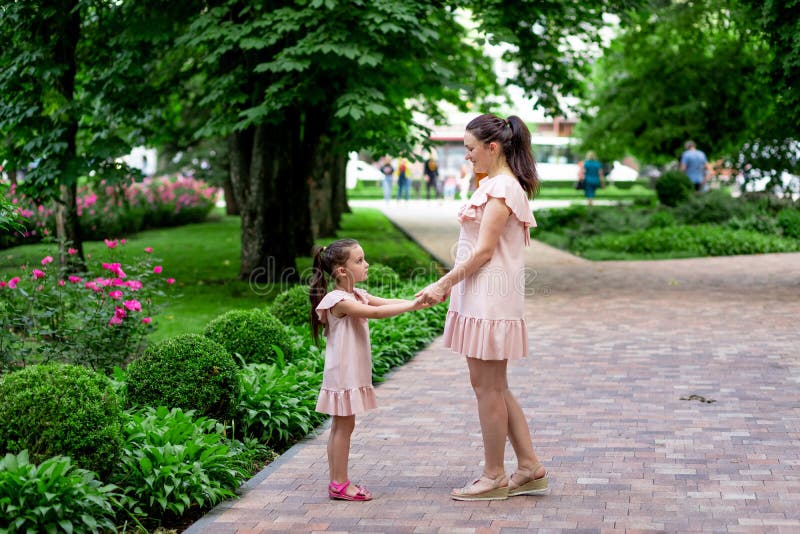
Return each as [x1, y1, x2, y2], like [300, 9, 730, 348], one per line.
[53, 0, 83, 272]
[308, 136, 336, 238]
[222, 174, 239, 215]
[229, 124, 300, 284]
[331, 152, 349, 224]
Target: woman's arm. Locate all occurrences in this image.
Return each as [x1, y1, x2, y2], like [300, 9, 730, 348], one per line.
[416, 197, 510, 304]
[332, 298, 424, 319]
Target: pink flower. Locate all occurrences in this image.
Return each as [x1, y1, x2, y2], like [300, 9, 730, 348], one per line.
[67, 248, 78, 255]
[36, 285, 43, 291]
[153, 265, 162, 274]
[58, 280, 66, 286]
[41, 256, 54, 266]
[101, 263, 126, 279]
[68, 275, 82, 283]
[109, 290, 124, 300]
[141, 317, 152, 324]
[104, 238, 118, 249]
[123, 299, 142, 312]
[166, 278, 175, 285]
[144, 247, 153, 253]
[114, 306, 127, 319]
[125, 280, 143, 291]
[120, 239, 126, 245]
[0, 281, 6, 288]
[32, 269, 45, 280]
[8, 277, 20, 289]
[108, 315, 123, 326]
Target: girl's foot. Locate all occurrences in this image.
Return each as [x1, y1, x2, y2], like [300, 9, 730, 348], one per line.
[508, 463, 549, 496]
[451, 472, 509, 501]
[328, 479, 372, 501]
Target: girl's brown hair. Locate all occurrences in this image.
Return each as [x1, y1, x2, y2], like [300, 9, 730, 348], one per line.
[309, 238, 359, 344]
[466, 113, 539, 197]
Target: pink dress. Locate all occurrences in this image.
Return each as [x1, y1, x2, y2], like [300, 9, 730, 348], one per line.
[315, 288, 378, 415]
[442, 174, 537, 360]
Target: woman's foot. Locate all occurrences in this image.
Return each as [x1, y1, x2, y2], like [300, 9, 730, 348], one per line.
[451, 472, 509, 501]
[508, 463, 549, 496]
[328, 479, 372, 501]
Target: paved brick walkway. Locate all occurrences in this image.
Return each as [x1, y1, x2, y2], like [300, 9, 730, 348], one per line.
[187, 200, 800, 533]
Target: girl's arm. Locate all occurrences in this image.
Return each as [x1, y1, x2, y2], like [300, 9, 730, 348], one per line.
[416, 197, 509, 303]
[366, 294, 408, 306]
[332, 298, 425, 320]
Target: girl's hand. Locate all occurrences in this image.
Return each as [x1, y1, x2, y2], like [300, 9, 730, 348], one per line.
[415, 282, 447, 305]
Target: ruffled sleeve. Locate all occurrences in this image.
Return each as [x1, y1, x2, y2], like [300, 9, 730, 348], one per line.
[315, 289, 368, 325]
[458, 174, 537, 244]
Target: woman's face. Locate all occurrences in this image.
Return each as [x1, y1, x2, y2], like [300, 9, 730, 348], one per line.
[464, 131, 494, 172]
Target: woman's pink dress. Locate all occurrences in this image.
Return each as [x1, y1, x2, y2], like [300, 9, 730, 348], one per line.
[442, 174, 536, 360]
[315, 288, 378, 415]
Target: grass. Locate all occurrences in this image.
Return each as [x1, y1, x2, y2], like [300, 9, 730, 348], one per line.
[1, 207, 441, 344]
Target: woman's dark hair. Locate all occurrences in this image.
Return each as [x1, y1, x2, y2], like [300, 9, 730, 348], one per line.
[309, 238, 359, 344]
[466, 113, 539, 197]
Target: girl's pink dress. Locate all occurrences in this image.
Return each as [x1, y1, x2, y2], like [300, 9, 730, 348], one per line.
[315, 288, 377, 416]
[442, 174, 536, 360]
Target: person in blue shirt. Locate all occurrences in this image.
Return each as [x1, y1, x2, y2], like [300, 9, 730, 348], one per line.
[680, 140, 712, 192]
[582, 151, 606, 206]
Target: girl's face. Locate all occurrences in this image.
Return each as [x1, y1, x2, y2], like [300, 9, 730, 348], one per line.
[337, 245, 369, 285]
[464, 131, 496, 172]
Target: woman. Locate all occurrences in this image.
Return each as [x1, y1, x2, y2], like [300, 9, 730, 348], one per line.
[582, 151, 606, 206]
[417, 113, 548, 501]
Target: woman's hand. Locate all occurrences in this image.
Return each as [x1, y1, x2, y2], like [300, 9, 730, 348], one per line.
[415, 282, 447, 305]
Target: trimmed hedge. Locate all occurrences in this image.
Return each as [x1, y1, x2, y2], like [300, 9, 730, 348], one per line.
[0, 364, 123, 477]
[126, 334, 240, 421]
[204, 308, 292, 365]
[269, 285, 311, 327]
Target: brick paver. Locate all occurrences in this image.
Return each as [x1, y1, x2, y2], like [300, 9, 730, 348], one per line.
[187, 200, 800, 533]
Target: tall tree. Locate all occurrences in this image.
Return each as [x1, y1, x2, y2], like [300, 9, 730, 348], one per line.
[575, 0, 771, 164]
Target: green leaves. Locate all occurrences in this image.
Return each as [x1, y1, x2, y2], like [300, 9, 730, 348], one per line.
[0, 451, 119, 534]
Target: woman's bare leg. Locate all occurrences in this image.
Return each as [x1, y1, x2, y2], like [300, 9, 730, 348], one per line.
[467, 358, 509, 478]
[504, 390, 546, 479]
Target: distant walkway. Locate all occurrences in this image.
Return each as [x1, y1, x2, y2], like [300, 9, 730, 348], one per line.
[187, 199, 800, 533]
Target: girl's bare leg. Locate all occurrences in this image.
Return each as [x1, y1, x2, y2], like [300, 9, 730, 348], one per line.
[328, 415, 360, 496]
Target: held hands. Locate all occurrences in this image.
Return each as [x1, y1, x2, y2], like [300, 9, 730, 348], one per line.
[415, 282, 449, 307]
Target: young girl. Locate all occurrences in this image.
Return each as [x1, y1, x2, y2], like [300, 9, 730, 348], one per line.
[310, 238, 425, 501]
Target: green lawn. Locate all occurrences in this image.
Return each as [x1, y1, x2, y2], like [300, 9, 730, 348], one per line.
[1, 207, 441, 343]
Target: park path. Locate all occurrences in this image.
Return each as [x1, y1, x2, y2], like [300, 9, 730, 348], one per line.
[186, 199, 800, 533]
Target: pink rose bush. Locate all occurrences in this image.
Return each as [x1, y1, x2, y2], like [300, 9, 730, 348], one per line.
[1, 175, 218, 250]
[0, 239, 176, 373]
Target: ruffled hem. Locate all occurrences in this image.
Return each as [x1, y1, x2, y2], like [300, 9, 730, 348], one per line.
[458, 175, 536, 244]
[315, 386, 377, 416]
[442, 310, 528, 360]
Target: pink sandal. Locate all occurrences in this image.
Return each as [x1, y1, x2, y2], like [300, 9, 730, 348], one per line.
[328, 479, 373, 501]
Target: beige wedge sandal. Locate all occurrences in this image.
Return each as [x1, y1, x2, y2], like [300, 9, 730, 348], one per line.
[508, 463, 549, 496]
[451, 472, 509, 501]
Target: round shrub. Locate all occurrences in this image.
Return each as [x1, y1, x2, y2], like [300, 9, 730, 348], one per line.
[0, 364, 123, 477]
[673, 189, 752, 224]
[204, 308, 292, 365]
[126, 334, 240, 421]
[655, 170, 693, 207]
[365, 262, 400, 289]
[269, 285, 311, 327]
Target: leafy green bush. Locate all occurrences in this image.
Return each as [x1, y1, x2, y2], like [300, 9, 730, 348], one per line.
[204, 308, 292, 365]
[0, 451, 119, 533]
[126, 334, 240, 421]
[0, 364, 123, 477]
[673, 189, 754, 224]
[379, 254, 433, 279]
[574, 224, 800, 257]
[236, 356, 327, 449]
[647, 210, 677, 229]
[532, 205, 589, 231]
[365, 262, 400, 289]
[269, 285, 311, 327]
[726, 214, 781, 235]
[112, 407, 249, 521]
[654, 170, 693, 207]
[777, 208, 800, 238]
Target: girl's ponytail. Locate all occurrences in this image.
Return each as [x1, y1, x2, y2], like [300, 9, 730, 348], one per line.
[308, 239, 359, 345]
